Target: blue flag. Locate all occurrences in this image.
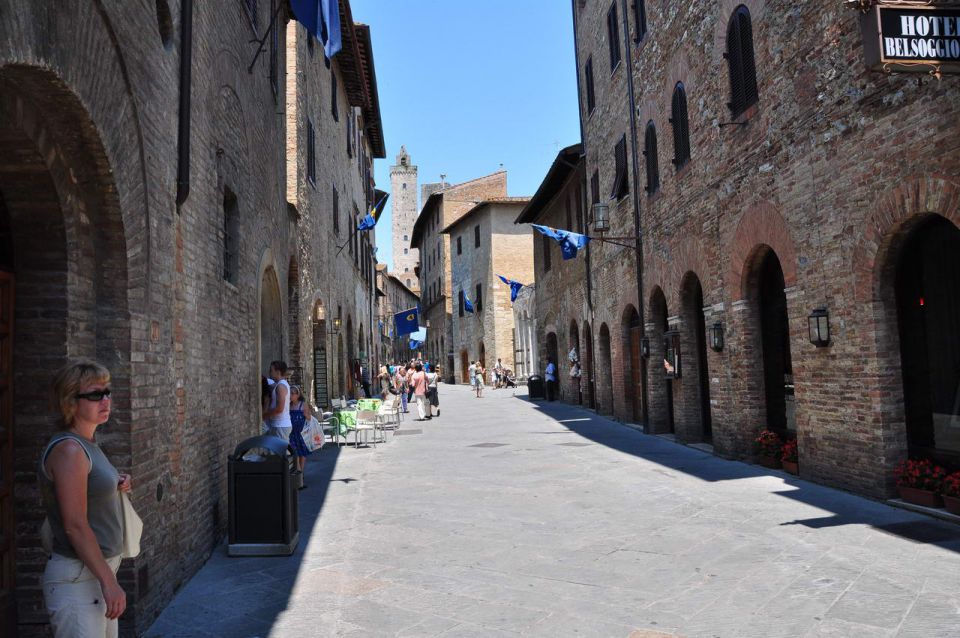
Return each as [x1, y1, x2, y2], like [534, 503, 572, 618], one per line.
[394, 307, 419, 336]
[463, 293, 475, 314]
[409, 339, 422, 350]
[290, 0, 341, 58]
[531, 224, 591, 260]
[321, 0, 341, 58]
[497, 274, 525, 303]
[357, 192, 389, 232]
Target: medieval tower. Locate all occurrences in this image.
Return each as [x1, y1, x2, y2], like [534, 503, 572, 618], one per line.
[390, 146, 419, 292]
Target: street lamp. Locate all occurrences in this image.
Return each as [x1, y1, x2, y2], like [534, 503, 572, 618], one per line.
[808, 307, 830, 347]
[640, 336, 650, 359]
[591, 202, 610, 234]
[710, 321, 724, 352]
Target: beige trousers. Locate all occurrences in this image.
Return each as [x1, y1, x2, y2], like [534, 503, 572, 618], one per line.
[43, 552, 123, 638]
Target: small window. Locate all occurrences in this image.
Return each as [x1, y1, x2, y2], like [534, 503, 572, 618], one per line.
[404, 267, 409, 272]
[607, 2, 621, 71]
[565, 196, 573, 232]
[575, 184, 584, 233]
[306, 119, 316, 184]
[402, 183, 407, 190]
[403, 234, 408, 241]
[726, 5, 759, 118]
[407, 279, 411, 287]
[346, 111, 353, 157]
[332, 185, 339, 235]
[670, 83, 691, 170]
[331, 70, 339, 121]
[591, 170, 600, 205]
[542, 234, 552, 272]
[633, 0, 647, 43]
[474, 225, 480, 247]
[611, 134, 629, 200]
[585, 57, 596, 114]
[475, 283, 482, 312]
[458, 290, 465, 317]
[223, 189, 239, 283]
[644, 121, 660, 195]
[404, 248, 408, 255]
[457, 236, 462, 255]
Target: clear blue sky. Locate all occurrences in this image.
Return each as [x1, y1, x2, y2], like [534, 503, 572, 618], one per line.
[350, 0, 581, 270]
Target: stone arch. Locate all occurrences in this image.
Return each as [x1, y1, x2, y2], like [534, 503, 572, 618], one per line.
[646, 234, 710, 311]
[646, 288, 673, 433]
[620, 305, 644, 423]
[582, 321, 595, 409]
[259, 265, 283, 377]
[676, 271, 713, 442]
[714, 0, 767, 57]
[597, 323, 614, 415]
[0, 66, 132, 632]
[727, 200, 797, 300]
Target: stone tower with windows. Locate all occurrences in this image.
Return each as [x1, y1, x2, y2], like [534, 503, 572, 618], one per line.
[390, 146, 419, 292]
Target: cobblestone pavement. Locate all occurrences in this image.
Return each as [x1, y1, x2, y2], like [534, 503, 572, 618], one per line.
[147, 384, 960, 637]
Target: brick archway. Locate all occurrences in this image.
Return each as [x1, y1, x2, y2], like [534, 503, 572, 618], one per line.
[727, 200, 797, 300]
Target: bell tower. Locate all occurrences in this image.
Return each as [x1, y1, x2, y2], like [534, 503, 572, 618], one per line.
[390, 146, 419, 292]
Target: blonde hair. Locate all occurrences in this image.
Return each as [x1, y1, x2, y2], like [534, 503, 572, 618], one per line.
[51, 360, 111, 429]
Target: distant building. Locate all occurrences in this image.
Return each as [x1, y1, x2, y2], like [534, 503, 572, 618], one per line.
[389, 146, 419, 291]
[444, 198, 533, 383]
[377, 264, 420, 365]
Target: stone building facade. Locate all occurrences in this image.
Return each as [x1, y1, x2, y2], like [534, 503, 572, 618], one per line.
[516, 145, 598, 407]
[444, 199, 533, 383]
[512, 285, 538, 380]
[285, 8, 385, 410]
[410, 172, 508, 383]
[568, 0, 960, 497]
[389, 146, 419, 291]
[0, 1, 384, 635]
[377, 265, 420, 365]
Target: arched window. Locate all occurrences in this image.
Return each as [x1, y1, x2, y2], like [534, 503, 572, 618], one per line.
[726, 5, 758, 118]
[643, 121, 660, 195]
[670, 83, 691, 170]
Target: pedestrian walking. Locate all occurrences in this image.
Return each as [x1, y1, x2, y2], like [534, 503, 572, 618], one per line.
[41, 360, 132, 637]
[426, 367, 439, 417]
[475, 362, 485, 398]
[394, 365, 409, 413]
[378, 366, 393, 400]
[468, 360, 477, 390]
[360, 363, 371, 399]
[545, 358, 557, 401]
[288, 385, 312, 488]
[263, 361, 292, 441]
[494, 358, 504, 389]
[411, 363, 429, 421]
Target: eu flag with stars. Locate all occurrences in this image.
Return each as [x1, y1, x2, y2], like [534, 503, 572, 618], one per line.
[394, 307, 419, 336]
[357, 192, 390, 232]
[463, 293, 475, 314]
[497, 274, 525, 303]
[531, 224, 590, 260]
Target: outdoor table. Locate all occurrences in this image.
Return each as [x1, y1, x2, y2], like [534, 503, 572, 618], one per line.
[332, 409, 356, 437]
[356, 398, 382, 412]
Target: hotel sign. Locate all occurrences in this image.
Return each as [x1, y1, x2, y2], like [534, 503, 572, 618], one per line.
[861, 3, 960, 77]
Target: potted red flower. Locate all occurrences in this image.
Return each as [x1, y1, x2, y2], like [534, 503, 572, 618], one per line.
[755, 429, 783, 469]
[781, 439, 799, 475]
[893, 458, 947, 508]
[941, 471, 960, 516]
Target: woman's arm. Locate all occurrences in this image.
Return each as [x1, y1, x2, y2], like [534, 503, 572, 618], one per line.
[263, 384, 288, 419]
[47, 441, 126, 619]
[303, 401, 312, 422]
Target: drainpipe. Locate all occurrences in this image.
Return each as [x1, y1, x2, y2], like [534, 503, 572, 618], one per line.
[571, 0, 592, 312]
[176, 0, 193, 207]
[621, 0, 649, 428]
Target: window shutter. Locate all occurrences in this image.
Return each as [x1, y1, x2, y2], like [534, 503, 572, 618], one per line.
[740, 9, 759, 108]
[644, 122, 659, 194]
[671, 85, 690, 169]
[607, 3, 621, 70]
[610, 135, 628, 200]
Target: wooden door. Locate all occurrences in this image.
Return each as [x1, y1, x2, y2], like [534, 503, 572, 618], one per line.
[0, 272, 14, 634]
[460, 351, 469, 384]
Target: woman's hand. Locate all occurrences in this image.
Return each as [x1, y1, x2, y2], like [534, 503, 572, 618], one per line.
[117, 474, 132, 493]
[101, 577, 127, 619]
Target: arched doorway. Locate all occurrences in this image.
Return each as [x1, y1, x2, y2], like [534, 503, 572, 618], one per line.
[754, 249, 794, 435]
[460, 350, 470, 383]
[583, 321, 595, 409]
[545, 332, 559, 401]
[680, 273, 712, 442]
[623, 306, 643, 423]
[260, 266, 283, 376]
[569, 320, 581, 404]
[479, 341, 486, 369]
[0, 70, 131, 635]
[598, 324, 613, 414]
[648, 290, 674, 433]
[895, 216, 960, 464]
[311, 300, 329, 407]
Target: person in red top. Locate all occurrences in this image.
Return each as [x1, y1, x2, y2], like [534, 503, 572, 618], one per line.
[410, 362, 430, 421]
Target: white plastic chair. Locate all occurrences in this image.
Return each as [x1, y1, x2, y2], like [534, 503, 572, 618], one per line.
[320, 413, 342, 447]
[354, 410, 379, 448]
[378, 396, 400, 429]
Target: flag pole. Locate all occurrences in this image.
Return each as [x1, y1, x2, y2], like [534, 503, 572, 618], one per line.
[247, 1, 285, 74]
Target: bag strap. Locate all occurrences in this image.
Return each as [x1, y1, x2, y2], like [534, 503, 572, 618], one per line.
[41, 434, 93, 480]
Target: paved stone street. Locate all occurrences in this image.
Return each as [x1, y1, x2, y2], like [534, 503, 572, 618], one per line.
[147, 385, 960, 637]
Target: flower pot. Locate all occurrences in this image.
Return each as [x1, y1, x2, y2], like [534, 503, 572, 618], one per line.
[782, 460, 799, 475]
[757, 455, 781, 469]
[943, 495, 960, 516]
[897, 486, 943, 508]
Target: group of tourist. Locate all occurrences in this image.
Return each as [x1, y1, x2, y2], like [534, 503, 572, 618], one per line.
[260, 360, 315, 486]
[378, 359, 440, 421]
[467, 358, 517, 397]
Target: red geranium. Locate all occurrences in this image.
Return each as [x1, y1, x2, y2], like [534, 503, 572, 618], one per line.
[781, 439, 798, 463]
[755, 429, 782, 458]
[941, 471, 960, 498]
[893, 458, 948, 491]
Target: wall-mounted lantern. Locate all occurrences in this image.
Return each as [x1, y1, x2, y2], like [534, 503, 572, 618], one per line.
[640, 336, 650, 359]
[663, 330, 681, 379]
[591, 202, 610, 234]
[331, 317, 342, 334]
[710, 321, 724, 352]
[808, 307, 830, 347]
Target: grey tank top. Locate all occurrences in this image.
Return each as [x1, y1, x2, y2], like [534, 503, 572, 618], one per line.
[39, 433, 123, 559]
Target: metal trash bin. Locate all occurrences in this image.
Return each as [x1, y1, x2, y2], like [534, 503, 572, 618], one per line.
[527, 374, 545, 400]
[227, 435, 299, 556]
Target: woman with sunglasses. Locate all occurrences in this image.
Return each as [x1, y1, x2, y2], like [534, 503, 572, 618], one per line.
[39, 360, 132, 636]
[287, 385, 313, 487]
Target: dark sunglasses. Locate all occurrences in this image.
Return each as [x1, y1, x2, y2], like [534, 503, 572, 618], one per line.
[76, 388, 112, 401]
